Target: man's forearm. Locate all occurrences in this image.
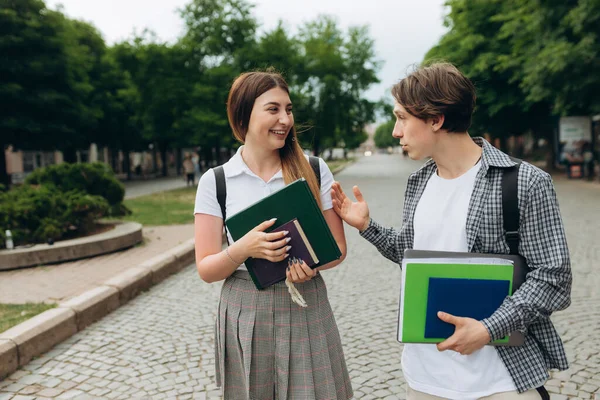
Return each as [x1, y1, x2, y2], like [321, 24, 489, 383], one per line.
[359, 219, 405, 265]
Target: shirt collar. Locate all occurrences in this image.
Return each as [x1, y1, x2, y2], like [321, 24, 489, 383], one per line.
[415, 136, 518, 176]
[224, 145, 284, 181]
[223, 146, 247, 178]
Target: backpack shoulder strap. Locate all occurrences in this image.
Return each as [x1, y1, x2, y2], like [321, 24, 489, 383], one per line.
[213, 166, 227, 222]
[309, 156, 321, 188]
[212, 166, 231, 247]
[502, 158, 522, 255]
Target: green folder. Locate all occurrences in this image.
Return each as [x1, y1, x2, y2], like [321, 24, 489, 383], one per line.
[225, 178, 341, 289]
[398, 261, 516, 345]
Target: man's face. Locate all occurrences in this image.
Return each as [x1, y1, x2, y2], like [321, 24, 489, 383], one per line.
[392, 102, 438, 160]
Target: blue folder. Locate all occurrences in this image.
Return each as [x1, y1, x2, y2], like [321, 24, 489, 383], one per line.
[424, 277, 510, 339]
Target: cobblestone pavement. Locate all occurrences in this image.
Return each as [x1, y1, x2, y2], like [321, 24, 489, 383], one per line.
[1, 154, 599, 400]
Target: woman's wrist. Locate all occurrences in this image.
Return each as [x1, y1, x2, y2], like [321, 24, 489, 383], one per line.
[227, 242, 247, 265]
[225, 248, 242, 265]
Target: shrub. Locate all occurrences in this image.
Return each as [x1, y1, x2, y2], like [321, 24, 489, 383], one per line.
[25, 162, 125, 208]
[0, 185, 109, 248]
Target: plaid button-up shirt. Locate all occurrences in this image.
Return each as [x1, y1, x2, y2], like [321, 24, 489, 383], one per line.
[360, 137, 572, 393]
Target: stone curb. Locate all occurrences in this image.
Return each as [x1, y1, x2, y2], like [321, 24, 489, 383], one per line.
[0, 222, 143, 271]
[0, 238, 195, 380]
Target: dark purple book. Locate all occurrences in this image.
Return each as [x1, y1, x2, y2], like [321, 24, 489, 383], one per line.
[246, 218, 319, 289]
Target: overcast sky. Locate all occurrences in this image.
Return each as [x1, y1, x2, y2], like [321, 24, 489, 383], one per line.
[46, 0, 448, 102]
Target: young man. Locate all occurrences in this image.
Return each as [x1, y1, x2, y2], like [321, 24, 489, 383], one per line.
[331, 63, 571, 400]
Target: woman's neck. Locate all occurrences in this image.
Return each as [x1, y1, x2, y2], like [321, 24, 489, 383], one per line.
[241, 143, 282, 181]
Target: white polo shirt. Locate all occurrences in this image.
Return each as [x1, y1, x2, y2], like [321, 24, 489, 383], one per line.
[194, 146, 334, 270]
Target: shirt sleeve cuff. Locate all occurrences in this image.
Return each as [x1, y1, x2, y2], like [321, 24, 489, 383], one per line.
[359, 218, 376, 236]
[481, 305, 521, 342]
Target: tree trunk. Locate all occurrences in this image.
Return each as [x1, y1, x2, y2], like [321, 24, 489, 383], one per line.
[110, 148, 118, 174]
[63, 146, 77, 163]
[159, 143, 168, 177]
[215, 137, 222, 165]
[498, 136, 508, 154]
[545, 127, 557, 173]
[203, 147, 212, 171]
[312, 135, 321, 157]
[123, 149, 132, 181]
[176, 148, 183, 176]
[0, 142, 9, 187]
[152, 145, 158, 174]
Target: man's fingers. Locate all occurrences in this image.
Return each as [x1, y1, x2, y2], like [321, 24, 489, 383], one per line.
[352, 186, 365, 202]
[438, 312, 460, 326]
[333, 182, 348, 199]
[437, 336, 456, 352]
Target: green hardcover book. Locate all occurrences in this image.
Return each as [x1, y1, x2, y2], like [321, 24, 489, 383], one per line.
[225, 178, 342, 290]
[398, 257, 523, 346]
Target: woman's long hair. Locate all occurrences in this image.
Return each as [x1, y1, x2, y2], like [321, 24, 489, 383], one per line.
[226, 71, 322, 208]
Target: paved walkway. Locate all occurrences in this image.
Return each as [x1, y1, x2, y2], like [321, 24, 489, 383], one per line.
[1, 154, 599, 399]
[124, 176, 192, 200]
[0, 225, 194, 304]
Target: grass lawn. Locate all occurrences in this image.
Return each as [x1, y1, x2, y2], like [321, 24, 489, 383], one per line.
[119, 186, 197, 226]
[327, 158, 355, 173]
[0, 303, 56, 333]
[118, 158, 355, 226]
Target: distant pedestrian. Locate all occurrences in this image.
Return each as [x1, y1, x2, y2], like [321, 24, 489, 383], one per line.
[183, 154, 195, 186]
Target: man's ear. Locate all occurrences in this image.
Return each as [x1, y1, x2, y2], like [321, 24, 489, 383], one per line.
[431, 115, 445, 132]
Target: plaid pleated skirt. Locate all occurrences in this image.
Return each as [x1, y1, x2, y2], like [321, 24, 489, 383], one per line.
[215, 270, 353, 400]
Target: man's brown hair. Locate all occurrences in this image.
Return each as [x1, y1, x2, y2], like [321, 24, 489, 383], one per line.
[391, 63, 476, 132]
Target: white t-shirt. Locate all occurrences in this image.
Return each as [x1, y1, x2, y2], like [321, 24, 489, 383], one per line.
[404, 161, 517, 399]
[193, 146, 334, 270]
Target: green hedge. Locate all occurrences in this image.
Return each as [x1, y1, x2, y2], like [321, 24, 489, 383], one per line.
[25, 162, 125, 207]
[0, 185, 109, 248]
[0, 162, 127, 249]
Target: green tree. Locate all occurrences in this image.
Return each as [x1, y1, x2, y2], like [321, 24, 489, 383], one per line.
[374, 120, 397, 149]
[177, 0, 258, 167]
[95, 47, 145, 179]
[495, 0, 600, 116]
[0, 0, 92, 184]
[297, 16, 380, 156]
[424, 0, 544, 149]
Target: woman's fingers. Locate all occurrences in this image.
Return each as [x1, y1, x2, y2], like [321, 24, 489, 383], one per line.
[254, 217, 277, 232]
[286, 258, 315, 283]
[267, 236, 290, 250]
[297, 259, 314, 277]
[265, 230, 288, 242]
[289, 259, 301, 281]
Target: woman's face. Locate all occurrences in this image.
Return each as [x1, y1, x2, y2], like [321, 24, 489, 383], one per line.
[245, 87, 294, 151]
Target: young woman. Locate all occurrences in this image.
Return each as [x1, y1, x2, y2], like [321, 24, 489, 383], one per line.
[193, 71, 353, 400]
